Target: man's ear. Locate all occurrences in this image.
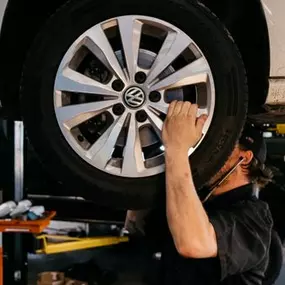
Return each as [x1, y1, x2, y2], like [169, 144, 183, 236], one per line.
[241, 150, 254, 165]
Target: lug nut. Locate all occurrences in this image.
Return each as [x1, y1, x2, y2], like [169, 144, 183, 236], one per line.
[112, 103, 125, 116]
[149, 91, 161, 102]
[135, 72, 147, 84]
[112, 79, 125, 92]
[136, 110, 148, 123]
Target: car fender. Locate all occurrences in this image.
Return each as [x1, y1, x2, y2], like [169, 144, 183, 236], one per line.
[262, 1, 285, 77]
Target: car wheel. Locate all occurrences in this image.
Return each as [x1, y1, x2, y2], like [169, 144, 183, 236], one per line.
[20, 0, 248, 209]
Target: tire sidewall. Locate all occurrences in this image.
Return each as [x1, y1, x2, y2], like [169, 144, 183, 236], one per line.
[21, 0, 248, 208]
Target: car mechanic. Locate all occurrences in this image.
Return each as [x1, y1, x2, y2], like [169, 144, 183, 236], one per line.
[157, 100, 274, 285]
[127, 100, 275, 285]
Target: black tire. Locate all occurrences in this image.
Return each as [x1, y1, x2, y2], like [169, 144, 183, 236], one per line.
[263, 230, 283, 285]
[20, 0, 248, 209]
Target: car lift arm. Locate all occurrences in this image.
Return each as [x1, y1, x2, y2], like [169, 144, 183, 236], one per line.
[35, 235, 129, 255]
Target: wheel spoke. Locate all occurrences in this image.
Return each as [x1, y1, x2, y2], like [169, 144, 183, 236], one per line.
[86, 113, 128, 168]
[145, 107, 164, 140]
[55, 68, 118, 96]
[148, 101, 169, 115]
[149, 57, 210, 92]
[122, 114, 145, 176]
[85, 24, 127, 83]
[146, 31, 192, 86]
[56, 99, 119, 129]
[117, 16, 143, 82]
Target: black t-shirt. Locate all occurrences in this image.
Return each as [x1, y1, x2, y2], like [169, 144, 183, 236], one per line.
[160, 184, 273, 285]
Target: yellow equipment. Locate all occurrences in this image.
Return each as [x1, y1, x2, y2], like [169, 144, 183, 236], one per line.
[36, 234, 129, 255]
[268, 124, 285, 134]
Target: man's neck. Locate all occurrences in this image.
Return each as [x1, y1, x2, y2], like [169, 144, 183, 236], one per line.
[213, 177, 250, 196]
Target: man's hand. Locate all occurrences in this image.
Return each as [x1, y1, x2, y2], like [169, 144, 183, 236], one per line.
[162, 101, 208, 154]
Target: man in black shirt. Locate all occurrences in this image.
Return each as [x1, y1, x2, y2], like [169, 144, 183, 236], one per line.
[159, 101, 274, 285]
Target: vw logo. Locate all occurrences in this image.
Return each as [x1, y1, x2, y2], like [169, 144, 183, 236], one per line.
[124, 87, 146, 108]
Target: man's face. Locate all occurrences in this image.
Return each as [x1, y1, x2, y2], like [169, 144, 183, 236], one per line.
[208, 145, 243, 186]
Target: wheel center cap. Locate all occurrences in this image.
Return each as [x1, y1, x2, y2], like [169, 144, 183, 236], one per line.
[124, 86, 146, 108]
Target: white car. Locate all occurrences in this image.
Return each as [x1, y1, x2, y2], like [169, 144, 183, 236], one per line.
[0, 0, 284, 209]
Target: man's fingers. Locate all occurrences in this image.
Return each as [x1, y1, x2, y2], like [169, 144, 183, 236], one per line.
[187, 103, 198, 126]
[181, 101, 191, 115]
[167, 101, 177, 117]
[172, 101, 183, 116]
[168, 101, 195, 117]
[196, 115, 208, 134]
[188, 103, 198, 117]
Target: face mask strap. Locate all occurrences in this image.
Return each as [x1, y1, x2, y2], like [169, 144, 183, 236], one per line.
[202, 157, 245, 203]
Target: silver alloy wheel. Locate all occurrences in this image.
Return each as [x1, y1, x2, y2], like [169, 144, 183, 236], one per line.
[54, 15, 215, 178]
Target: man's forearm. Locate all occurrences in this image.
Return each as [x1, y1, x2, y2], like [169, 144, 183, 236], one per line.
[165, 150, 217, 258]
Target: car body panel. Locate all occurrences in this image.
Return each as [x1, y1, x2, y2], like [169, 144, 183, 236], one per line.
[262, 0, 285, 76]
[267, 78, 285, 105]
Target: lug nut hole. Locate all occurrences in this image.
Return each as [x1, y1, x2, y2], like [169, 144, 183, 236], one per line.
[136, 110, 148, 123]
[112, 103, 125, 116]
[112, 79, 125, 92]
[135, 72, 147, 84]
[149, 91, 161, 102]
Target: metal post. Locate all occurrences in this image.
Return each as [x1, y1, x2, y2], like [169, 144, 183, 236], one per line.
[14, 121, 24, 203]
[2, 120, 27, 285]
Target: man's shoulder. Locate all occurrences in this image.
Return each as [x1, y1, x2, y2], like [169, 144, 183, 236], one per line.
[231, 197, 273, 228]
[235, 196, 269, 209]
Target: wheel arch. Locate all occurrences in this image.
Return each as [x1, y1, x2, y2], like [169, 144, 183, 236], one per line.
[0, 0, 270, 117]
[0, 0, 69, 118]
[202, 0, 270, 113]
